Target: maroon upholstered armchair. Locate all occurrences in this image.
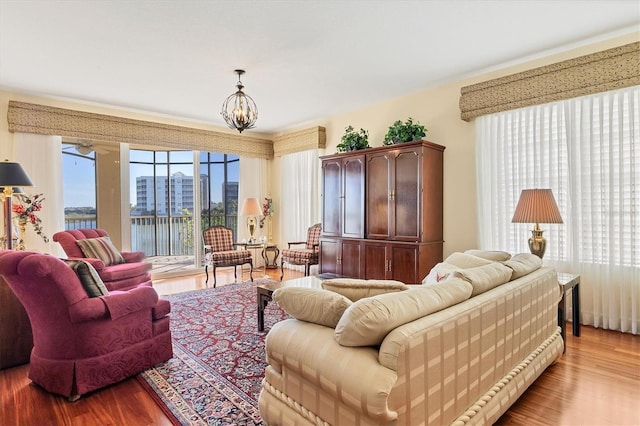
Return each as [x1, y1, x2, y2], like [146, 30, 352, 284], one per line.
[53, 229, 151, 291]
[280, 223, 322, 280]
[0, 250, 172, 400]
[203, 225, 253, 288]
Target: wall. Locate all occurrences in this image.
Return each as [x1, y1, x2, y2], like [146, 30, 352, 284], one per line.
[300, 32, 639, 257]
[1, 32, 637, 256]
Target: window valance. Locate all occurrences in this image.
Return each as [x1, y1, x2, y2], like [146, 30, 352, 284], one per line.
[459, 41, 640, 121]
[272, 126, 326, 157]
[6, 101, 323, 159]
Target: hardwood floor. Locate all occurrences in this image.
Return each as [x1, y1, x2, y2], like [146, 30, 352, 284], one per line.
[1, 268, 638, 426]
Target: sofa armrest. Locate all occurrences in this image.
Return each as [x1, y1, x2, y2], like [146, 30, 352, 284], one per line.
[265, 319, 398, 423]
[121, 251, 146, 263]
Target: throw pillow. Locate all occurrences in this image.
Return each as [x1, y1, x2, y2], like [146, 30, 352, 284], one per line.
[502, 253, 543, 280]
[444, 252, 494, 269]
[464, 249, 512, 262]
[335, 278, 473, 347]
[322, 278, 408, 301]
[63, 259, 109, 297]
[76, 237, 125, 266]
[456, 262, 513, 296]
[273, 287, 352, 328]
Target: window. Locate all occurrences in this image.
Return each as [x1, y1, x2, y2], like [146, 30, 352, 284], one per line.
[61, 143, 96, 229]
[476, 86, 639, 333]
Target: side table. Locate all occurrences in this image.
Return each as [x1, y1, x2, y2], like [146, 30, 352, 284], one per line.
[557, 272, 580, 353]
[262, 244, 279, 269]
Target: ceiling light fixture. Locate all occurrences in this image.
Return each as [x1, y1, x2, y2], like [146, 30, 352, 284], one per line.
[221, 69, 258, 133]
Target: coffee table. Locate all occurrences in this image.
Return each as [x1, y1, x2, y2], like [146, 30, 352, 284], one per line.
[257, 273, 340, 331]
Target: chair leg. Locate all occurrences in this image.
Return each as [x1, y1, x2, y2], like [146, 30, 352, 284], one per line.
[212, 265, 217, 289]
[233, 265, 238, 282]
[249, 261, 254, 282]
[280, 259, 285, 281]
[305, 264, 310, 276]
[205, 265, 209, 284]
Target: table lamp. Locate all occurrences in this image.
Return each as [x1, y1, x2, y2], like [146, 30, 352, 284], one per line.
[511, 188, 563, 258]
[240, 197, 263, 243]
[0, 160, 34, 249]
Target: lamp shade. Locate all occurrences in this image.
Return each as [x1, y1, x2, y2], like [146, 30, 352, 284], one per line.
[0, 160, 34, 187]
[512, 189, 563, 224]
[240, 197, 262, 216]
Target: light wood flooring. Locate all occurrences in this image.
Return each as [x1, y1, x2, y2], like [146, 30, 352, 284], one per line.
[1, 267, 638, 426]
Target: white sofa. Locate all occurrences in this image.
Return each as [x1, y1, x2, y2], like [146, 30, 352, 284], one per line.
[259, 251, 564, 425]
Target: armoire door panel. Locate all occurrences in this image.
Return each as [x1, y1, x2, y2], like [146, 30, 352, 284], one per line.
[340, 240, 362, 278]
[394, 149, 421, 241]
[362, 242, 387, 280]
[390, 244, 420, 284]
[342, 156, 365, 238]
[319, 239, 339, 275]
[321, 161, 342, 237]
[366, 153, 392, 239]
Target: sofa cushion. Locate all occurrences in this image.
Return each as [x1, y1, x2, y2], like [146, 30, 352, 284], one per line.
[273, 287, 352, 328]
[96, 261, 152, 282]
[456, 262, 513, 296]
[502, 253, 543, 280]
[464, 249, 512, 262]
[444, 252, 494, 269]
[76, 237, 125, 266]
[63, 259, 109, 297]
[322, 278, 408, 301]
[335, 278, 473, 347]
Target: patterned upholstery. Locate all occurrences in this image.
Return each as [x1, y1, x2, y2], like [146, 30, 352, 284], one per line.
[280, 223, 322, 280]
[202, 226, 253, 288]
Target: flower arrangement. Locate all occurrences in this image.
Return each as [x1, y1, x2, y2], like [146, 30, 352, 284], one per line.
[259, 197, 274, 228]
[12, 193, 49, 243]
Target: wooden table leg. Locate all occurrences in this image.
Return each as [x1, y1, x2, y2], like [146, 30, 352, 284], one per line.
[572, 283, 581, 337]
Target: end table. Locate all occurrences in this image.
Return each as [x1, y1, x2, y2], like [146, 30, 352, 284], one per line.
[557, 272, 580, 353]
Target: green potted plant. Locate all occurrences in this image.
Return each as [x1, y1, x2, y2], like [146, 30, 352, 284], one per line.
[336, 125, 370, 152]
[382, 117, 427, 145]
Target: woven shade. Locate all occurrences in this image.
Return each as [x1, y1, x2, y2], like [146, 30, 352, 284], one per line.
[512, 189, 563, 224]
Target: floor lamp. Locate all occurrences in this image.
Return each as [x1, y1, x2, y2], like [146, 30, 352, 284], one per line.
[0, 160, 34, 250]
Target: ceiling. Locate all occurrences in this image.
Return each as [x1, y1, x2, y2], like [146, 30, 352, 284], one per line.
[1, 1, 638, 134]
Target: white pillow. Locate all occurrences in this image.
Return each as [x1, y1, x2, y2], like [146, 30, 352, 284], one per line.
[456, 262, 513, 296]
[444, 252, 494, 269]
[322, 278, 408, 301]
[464, 249, 512, 262]
[273, 287, 352, 328]
[502, 253, 543, 280]
[335, 278, 473, 347]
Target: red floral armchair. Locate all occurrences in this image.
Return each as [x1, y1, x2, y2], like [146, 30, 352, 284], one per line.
[53, 229, 151, 291]
[0, 250, 172, 400]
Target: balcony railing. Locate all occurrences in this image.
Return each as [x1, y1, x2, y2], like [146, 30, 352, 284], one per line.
[64, 214, 238, 257]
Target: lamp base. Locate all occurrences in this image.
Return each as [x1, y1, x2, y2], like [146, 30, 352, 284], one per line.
[247, 217, 257, 243]
[528, 225, 546, 258]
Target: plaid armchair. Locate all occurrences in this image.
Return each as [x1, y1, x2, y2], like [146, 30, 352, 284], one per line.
[203, 226, 253, 288]
[280, 223, 322, 280]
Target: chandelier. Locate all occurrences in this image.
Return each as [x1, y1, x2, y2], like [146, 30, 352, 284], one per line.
[221, 69, 258, 133]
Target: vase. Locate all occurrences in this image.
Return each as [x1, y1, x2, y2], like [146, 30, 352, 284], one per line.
[16, 218, 27, 251]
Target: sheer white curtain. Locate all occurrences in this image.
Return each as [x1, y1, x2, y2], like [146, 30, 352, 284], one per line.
[476, 86, 639, 334]
[238, 156, 268, 242]
[14, 133, 65, 256]
[280, 149, 321, 271]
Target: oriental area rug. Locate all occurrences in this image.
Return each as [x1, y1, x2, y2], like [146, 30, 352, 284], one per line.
[137, 279, 288, 425]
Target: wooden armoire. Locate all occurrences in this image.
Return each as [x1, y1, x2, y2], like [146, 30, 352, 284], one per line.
[319, 140, 445, 284]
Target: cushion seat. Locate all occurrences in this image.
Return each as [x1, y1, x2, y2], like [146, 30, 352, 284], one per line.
[210, 250, 252, 263]
[280, 248, 318, 264]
